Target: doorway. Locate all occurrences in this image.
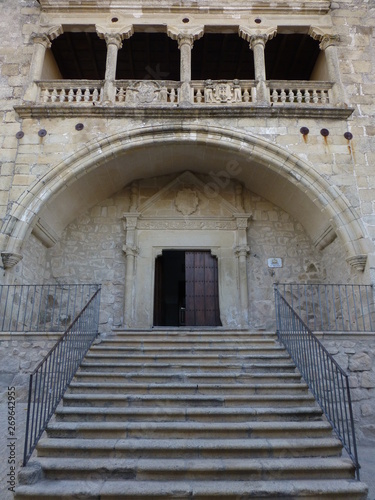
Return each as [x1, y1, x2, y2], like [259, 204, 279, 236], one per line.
[154, 250, 221, 327]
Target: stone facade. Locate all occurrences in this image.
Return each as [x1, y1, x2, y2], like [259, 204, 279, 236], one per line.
[0, 2, 375, 494]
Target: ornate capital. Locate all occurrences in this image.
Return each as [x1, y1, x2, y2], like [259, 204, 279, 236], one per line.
[122, 244, 139, 257]
[308, 27, 340, 50]
[122, 213, 140, 230]
[319, 34, 340, 51]
[96, 25, 134, 48]
[31, 25, 63, 48]
[239, 26, 277, 49]
[235, 214, 252, 230]
[167, 26, 204, 48]
[1, 252, 23, 269]
[234, 245, 250, 258]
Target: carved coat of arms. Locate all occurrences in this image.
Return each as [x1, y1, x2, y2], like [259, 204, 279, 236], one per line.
[174, 188, 199, 216]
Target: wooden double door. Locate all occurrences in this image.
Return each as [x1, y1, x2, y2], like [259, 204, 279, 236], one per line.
[154, 250, 221, 327]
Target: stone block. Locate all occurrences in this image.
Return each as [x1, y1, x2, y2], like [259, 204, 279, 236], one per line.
[349, 352, 372, 372]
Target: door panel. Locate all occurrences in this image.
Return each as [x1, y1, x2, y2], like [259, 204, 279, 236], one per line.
[185, 251, 221, 327]
[153, 255, 163, 326]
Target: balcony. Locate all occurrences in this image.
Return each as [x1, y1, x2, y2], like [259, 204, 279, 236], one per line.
[16, 31, 353, 119]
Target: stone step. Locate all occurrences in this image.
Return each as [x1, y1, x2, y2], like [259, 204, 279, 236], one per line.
[89, 346, 285, 355]
[93, 337, 284, 350]
[79, 361, 296, 373]
[14, 478, 369, 499]
[37, 437, 342, 459]
[62, 392, 317, 408]
[73, 370, 302, 384]
[46, 420, 334, 439]
[54, 405, 324, 423]
[107, 330, 276, 339]
[67, 381, 307, 395]
[30, 456, 355, 481]
[86, 351, 290, 359]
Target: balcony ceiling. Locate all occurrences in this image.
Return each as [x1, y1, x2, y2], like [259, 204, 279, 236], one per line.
[50, 32, 320, 81]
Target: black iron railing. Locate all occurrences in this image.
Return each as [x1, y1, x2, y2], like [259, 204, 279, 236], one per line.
[23, 286, 101, 465]
[275, 287, 360, 479]
[276, 283, 375, 332]
[0, 283, 100, 332]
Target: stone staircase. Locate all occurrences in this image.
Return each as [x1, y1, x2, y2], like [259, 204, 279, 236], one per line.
[16, 330, 368, 499]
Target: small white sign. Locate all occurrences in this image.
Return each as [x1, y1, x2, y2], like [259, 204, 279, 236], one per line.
[268, 258, 282, 268]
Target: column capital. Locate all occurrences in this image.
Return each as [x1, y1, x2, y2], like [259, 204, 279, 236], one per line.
[30, 25, 63, 48]
[122, 244, 139, 257]
[308, 27, 340, 50]
[235, 213, 252, 230]
[122, 213, 140, 230]
[167, 26, 204, 48]
[234, 245, 250, 258]
[239, 26, 277, 48]
[96, 25, 134, 48]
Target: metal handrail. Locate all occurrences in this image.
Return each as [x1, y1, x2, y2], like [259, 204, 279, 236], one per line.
[276, 283, 375, 332]
[274, 287, 360, 479]
[23, 286, 101, 465]
[0, 283, 100, 332]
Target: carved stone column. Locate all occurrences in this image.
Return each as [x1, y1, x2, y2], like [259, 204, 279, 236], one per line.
[24, 26, 63, 102]
[97, 26, 134, 104]
[309, 28, 346, 106]
[235, 214, 252, 327]
[168, 27, 204, 105]
[178, 35, 194, 104]
[239, 27, 277, 106]
[122, 213, 139, 327]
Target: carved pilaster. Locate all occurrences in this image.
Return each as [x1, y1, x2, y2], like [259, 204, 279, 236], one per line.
[25, 25, 63, 101]
[309, 27, 345, 105]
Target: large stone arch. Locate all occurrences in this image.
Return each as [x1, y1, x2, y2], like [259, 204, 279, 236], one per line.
[0, 123, 371, 271]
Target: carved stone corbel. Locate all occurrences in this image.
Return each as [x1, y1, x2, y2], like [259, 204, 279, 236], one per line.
[1, 252, 23, 270]
[346, 255, 367, 272]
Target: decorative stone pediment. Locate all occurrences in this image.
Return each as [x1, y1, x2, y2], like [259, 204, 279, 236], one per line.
[138, 171, 246, 223]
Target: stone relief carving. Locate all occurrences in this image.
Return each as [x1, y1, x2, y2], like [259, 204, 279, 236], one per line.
[174, 188, 199, 215]
[137, 219, 238, 230]
[203, 80, 244, 104]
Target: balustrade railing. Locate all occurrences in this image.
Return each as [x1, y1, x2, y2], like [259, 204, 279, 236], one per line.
[274, 287, 360, 479]
[275, 283, 375, 333]
[0, 284, 101, 332]
[268, 81, 333, 105]
[37, 80, 104, 104]
[23, 286, 101, 465]
[34, 79, 335, 108]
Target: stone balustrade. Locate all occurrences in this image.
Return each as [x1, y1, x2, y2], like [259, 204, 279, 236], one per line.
[37, 80, 104, 104]
[268, 80, 333, 105]
[34, 79, 334, 108]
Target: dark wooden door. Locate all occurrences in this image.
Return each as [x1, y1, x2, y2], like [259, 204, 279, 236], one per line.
[185, 251, 221, 326]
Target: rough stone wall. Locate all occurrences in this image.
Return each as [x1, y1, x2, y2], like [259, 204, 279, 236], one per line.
[0, 1, 40, 225]
[319, 333, 375, 445]
[331, 1, 375, 242]
[0, 332, 61, 500]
